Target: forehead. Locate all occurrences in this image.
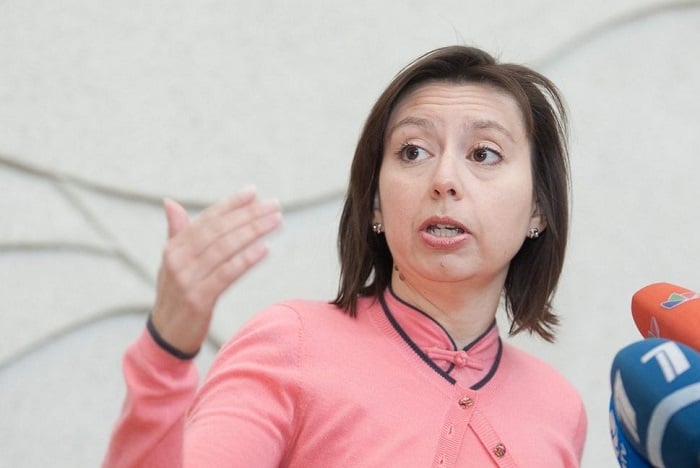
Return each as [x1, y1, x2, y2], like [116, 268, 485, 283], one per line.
[387, 81, 527, 139]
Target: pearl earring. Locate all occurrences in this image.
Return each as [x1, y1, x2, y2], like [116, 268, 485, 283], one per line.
[528, 227, 540, 239]
[371, 222, 384, 234]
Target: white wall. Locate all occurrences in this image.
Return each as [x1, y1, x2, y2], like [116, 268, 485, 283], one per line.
[1, 1, 699, 466]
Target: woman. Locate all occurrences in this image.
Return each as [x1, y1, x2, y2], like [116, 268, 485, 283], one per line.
[104, 46, 587, 467]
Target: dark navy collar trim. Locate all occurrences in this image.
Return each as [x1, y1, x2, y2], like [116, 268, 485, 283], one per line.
[379, 292, 456, 385]
[380, 289, 502, 390]
[463, 320, 497, 352]
[470, 338, 502, 390]
[387, 285, 459, 350]
[446, 326, 500, 380]
[388, 285, 497, 352]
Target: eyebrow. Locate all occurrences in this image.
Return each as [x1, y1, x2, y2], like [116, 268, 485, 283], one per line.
[469, 119, 516, 142]
[387, 116, 516, 142]
[386, 117, 435, 137]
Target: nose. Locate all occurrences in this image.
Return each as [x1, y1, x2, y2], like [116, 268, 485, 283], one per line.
[431, 155, 462, 200]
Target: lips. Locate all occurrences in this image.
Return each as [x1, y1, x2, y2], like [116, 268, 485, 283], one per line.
[426, 224, 465, 238]
[420, 217, 470, 245]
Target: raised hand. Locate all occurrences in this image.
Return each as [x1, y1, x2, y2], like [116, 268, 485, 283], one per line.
[150, 188, 282, 355]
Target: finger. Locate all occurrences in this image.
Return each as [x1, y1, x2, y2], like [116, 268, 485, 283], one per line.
[176, 197, 281, 256]
[163, 198, 190, 239]
[196, 186, 258, 222]
[187, 209, 282, 283]
[195, 195, 280, 237]
[200, 241, 271, 301]
[168, 186, 267, 248]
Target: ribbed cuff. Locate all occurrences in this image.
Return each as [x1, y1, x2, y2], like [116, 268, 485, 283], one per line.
[146, 315, 200, 360]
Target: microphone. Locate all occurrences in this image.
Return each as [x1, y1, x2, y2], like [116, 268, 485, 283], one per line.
[631, 282, 700, 351]
[609, 397, 651, 467]
[610, 337, 700, 467]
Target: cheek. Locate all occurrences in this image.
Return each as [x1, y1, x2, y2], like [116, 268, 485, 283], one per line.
[377, 172, 410, 219]
[484, 182, 535, 233]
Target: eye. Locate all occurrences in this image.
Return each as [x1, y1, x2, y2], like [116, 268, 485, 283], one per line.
[471, 145, 502, 165]
[398, 144, 430, 162]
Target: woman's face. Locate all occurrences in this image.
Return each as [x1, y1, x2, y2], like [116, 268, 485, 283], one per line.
[375, 81, 544, 292]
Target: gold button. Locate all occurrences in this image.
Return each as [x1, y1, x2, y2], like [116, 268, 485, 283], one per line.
[458, 396, 474, 409]
[493, 443, 506, 458]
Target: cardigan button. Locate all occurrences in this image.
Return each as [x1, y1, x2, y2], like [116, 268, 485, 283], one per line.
[493, 443, 506, 458]
[458, 396, 474, 409]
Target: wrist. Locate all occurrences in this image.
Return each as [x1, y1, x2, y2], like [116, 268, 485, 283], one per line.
[146, 314, 200, 360]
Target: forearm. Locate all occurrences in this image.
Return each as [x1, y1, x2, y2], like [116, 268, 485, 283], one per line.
[103, 328, 199, 468]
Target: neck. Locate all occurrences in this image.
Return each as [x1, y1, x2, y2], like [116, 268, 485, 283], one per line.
[390, 269, 503, 349]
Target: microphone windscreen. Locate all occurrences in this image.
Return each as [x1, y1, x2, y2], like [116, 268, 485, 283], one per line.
[611, 338, 700, 468]
[631, 282, 700, 351]
[609, 397, 652, 467]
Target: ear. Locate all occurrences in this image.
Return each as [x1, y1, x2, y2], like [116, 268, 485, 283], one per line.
[530, 201, 547, 233]
[372, 193, 383, 225]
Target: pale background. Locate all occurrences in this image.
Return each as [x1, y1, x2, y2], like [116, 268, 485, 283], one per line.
[1, 1, 699, 466]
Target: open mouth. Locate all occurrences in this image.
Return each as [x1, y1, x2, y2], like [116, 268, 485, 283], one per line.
[426, 224, 465, 238]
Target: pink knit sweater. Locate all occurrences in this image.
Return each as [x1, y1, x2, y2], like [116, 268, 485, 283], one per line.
[104, 290, 587, 467]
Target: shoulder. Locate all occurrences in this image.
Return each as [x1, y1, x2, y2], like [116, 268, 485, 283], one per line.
[217, 298, 356, 357]
[495, 342, 586, 424]
[500, 342, 580, 395]
[499, 342, 587, 425]
[234, 299, 351, 335]
[239, 297, 375, 335]
[191, 301, 332, 411]
[211, 296, 383, 375]
[197, 298, 371, 407]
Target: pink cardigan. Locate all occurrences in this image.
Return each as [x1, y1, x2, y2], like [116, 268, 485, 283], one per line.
[104, 290, 587, 467]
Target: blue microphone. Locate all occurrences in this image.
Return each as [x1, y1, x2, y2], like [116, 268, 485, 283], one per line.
[610, 338, 700, 467]
[609, 397, 652, 467]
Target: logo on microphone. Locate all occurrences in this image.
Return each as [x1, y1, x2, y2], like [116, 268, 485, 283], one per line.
[661, 290, 700, 309]
[641, 341, 691, 383]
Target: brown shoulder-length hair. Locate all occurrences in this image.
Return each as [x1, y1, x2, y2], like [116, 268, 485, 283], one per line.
[332, 46, 570, 342]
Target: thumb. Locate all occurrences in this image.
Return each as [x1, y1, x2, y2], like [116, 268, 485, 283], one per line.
[163, 198, 189, 239]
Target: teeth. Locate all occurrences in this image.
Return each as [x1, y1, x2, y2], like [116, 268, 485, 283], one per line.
[427, 224, 464, 237]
